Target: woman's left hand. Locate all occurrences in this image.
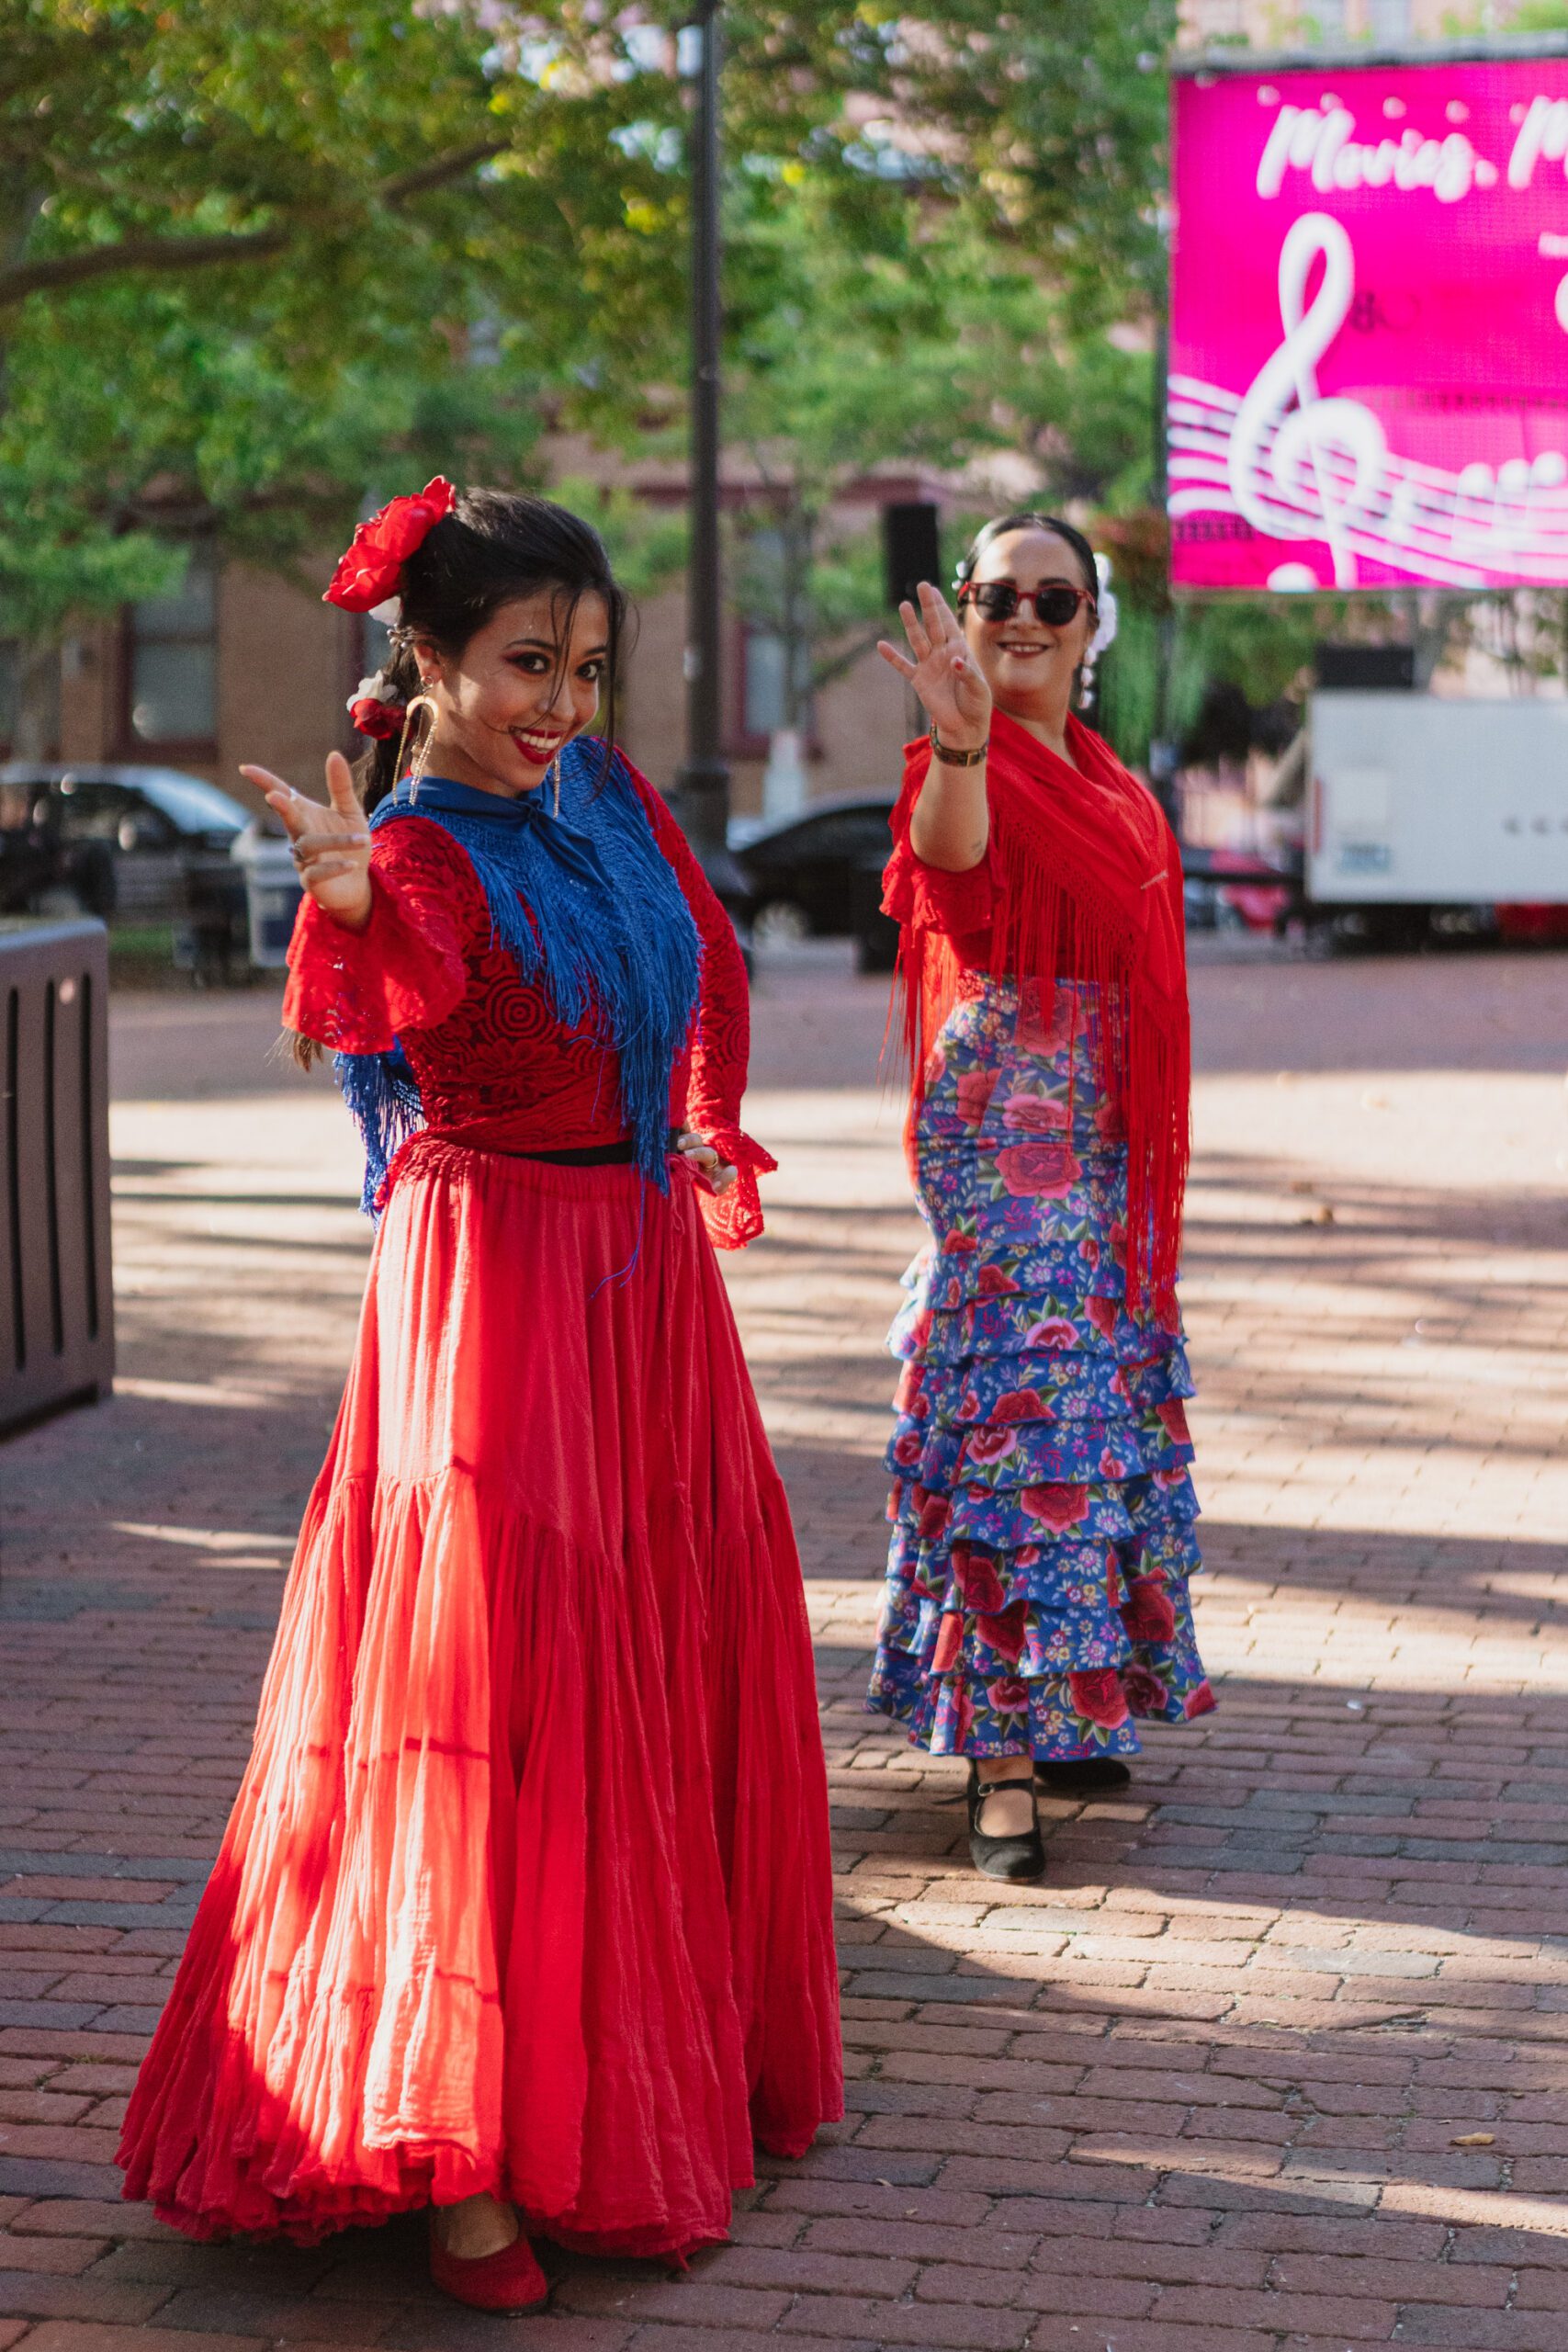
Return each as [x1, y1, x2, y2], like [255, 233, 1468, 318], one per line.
[677, 1130, 737, 1195]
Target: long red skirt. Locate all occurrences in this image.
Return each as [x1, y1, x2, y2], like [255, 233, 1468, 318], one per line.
[118, 1138, 842, 2252]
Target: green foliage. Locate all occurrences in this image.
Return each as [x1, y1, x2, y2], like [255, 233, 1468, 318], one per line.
[700, 2, 1178, 319]
[0, 0, 702, 653]
[0, 0, 1181, 746]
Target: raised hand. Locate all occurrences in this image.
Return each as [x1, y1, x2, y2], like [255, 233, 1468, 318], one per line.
[239, 752, 373, 931]
[876, 580, 992, 751]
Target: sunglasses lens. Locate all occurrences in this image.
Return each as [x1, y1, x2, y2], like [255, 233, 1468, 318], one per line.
[971, 584, 1020, 619]
[1035, 588, 1087, 626]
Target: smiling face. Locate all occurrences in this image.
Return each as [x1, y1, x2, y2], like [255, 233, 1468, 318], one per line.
[413, 588, 611, 797]
[959, 526, 1097, 725]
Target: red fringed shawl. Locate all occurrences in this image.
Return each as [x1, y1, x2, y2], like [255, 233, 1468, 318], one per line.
[886, 707, 1190, 1324]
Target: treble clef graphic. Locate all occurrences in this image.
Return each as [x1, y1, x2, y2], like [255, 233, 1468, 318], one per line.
[1228, 212, 1387, 590]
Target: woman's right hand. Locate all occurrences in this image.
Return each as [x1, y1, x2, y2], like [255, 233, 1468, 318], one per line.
[876, 580, 993, 750]
[240, 752, 373, 932]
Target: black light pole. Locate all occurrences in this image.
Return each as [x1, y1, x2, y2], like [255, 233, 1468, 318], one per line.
[672, 1, 743, 896]
[1148, 310, 1179, 826]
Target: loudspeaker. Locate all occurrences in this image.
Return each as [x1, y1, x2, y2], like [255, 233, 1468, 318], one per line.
[882, 502, 942, 609]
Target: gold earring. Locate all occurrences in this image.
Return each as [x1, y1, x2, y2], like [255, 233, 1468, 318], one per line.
[395, 693, 439, 800]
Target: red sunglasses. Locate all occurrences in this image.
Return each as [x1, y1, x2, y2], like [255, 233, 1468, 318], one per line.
[957, 581, 1097, 628]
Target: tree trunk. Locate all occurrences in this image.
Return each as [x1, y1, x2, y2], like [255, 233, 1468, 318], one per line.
[780, 495, 811, 732]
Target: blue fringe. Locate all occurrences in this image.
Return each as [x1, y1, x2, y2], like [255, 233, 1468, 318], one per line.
[333, 1039, 423, 1216]
[333, 741, 702, 1217]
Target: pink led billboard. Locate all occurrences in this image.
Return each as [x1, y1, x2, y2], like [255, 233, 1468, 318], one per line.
[1169, 51, 1568, 591]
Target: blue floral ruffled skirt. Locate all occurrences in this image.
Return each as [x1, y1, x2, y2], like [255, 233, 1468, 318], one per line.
[866, 975, 1216, 1759]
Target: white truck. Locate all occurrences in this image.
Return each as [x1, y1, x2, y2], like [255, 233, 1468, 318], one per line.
[1303, 690, 1568, 944]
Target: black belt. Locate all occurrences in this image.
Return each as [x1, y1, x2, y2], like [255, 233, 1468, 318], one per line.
[518, 1127, 682, 1168]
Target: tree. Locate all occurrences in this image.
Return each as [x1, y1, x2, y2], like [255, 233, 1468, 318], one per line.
[567, 5, 1173, 758]
[1, 0, 1181, 754]
[0, 0, 699, 744]
[707, 168, 1152, 734]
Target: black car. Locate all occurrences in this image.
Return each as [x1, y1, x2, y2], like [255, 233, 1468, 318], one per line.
[732, 795, 898, 972]
[0, 763, 250, 977]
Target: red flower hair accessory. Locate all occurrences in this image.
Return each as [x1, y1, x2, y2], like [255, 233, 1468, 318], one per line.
[347, 671, 408, 740]
[323, 477, 457, 613]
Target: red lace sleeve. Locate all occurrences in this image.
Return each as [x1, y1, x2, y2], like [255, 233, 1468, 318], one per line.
[625, 763, 776, 1250]
[281, 820, 481, 1054]
[883, 736, 998, 945]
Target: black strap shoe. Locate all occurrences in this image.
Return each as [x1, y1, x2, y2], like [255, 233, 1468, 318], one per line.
[966, 1764, 1046, 1882]
[1035, 1757, 1133, 1795]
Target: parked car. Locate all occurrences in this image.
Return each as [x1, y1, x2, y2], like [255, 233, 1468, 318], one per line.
[731, 795, 898, 972]
[0, 763, 250, 978]
[1180, 843, 1298, 935]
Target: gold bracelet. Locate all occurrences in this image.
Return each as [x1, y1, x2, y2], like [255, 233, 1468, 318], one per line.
[929, 726, 989, 767]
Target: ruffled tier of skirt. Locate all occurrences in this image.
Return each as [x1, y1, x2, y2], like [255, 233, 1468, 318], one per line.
[866, 977, 1215, 1759]
[118, 1138, 841, 2250]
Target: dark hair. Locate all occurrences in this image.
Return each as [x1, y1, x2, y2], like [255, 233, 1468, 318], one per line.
[954, 510, 1100, 605]
[355, 487, 630, 809]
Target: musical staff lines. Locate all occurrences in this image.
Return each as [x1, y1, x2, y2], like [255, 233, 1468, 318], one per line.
[1171, 211, 1568, 591]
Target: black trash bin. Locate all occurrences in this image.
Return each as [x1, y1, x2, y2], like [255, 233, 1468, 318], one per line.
[0, 917, 114, 1433]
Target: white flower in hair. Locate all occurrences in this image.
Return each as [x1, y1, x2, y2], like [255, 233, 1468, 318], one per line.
[1089, 554, 1119, 660]
[346, 668, 400, 716]
[369, 596, 402, 626]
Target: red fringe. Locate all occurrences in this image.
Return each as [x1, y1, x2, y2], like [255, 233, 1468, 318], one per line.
[891, 718, 1190, 1327]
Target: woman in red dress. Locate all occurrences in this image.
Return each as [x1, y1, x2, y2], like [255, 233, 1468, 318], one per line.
[117, 485, 842, 2308]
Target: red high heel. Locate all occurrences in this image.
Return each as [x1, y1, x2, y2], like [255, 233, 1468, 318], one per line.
[429, 2215, 549, 2312]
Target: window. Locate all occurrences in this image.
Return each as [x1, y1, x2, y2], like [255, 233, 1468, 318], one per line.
[736, 523, 816, 752]
[739, 628, 814, 743]
[0, 637, 60, 757]
[1364, 0, 1410, 40]
[127, 549, 217, 747]
[790, 809, 893, 861]
[1286, 0, 1346, 38]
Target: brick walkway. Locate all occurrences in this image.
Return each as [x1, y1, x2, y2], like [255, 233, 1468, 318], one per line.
[6, 944, 1568, 2352]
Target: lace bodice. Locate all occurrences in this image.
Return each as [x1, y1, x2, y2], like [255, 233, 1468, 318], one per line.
[282, 763, 773, 1247]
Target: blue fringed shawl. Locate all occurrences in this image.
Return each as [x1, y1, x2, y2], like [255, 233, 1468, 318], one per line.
[333, 743, 702, 1212]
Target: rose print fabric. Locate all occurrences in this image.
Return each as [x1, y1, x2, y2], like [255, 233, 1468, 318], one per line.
[866, 974, 1215, 1758]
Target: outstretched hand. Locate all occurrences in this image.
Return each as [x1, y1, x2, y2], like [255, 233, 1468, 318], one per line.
[876, 580, 992, 751]
[240, 752, 373, 930]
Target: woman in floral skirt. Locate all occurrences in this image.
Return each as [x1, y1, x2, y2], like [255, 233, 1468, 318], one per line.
[866, 513, 1214, 1883]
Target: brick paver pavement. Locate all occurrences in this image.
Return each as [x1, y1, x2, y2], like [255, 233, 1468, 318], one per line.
[5, 942, 1568, 2352]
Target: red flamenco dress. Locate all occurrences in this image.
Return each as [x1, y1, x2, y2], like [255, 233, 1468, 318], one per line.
[118, 752, 842, 2255]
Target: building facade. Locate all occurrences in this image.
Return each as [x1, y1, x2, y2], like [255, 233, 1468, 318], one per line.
[7, 480, 925, 827]
[1180, 2, 1528, 48]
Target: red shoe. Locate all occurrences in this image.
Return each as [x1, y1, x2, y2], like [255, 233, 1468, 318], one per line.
[429, 2218, 549, 2312]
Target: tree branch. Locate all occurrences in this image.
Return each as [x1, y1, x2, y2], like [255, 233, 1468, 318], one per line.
[0, 141, 510, 311]
[0, 223, 288, 308]
[381, 141, 507, 206]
